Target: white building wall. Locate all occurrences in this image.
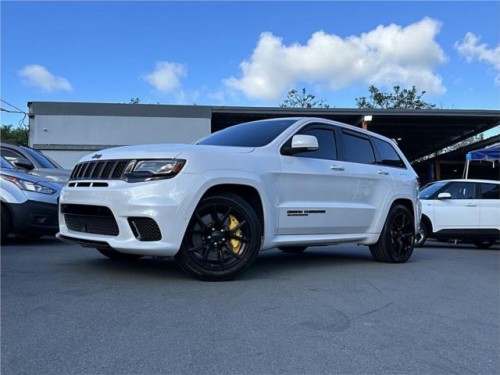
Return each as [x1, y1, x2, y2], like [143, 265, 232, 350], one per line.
[29, 104, 212, 169]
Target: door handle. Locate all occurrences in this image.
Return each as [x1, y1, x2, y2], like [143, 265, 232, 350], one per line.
[377, 170, 390, 175]
[465, 203, 477, 207]
[330, 165, 344, 171]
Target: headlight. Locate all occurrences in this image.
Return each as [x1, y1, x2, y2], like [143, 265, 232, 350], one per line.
[1, 175, 57, 194]
[124, 159, 186, 182]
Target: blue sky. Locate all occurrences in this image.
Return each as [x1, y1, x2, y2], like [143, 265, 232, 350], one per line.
[1, 1, 500, 128]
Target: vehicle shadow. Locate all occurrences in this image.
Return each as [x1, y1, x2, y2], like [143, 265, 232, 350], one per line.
[87, 256, 188, 280]
[421, 240, 500, 251]
[1, 238, 418, 281]
[77, 246, 376, 282]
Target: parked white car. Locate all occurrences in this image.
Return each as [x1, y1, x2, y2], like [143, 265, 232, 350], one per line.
[58, 117, 420, 280]
[416, 179, 500, 248]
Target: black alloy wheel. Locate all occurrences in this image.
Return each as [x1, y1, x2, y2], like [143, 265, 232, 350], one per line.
[370, 205, 415, 263]
[176, 193, 261, 281]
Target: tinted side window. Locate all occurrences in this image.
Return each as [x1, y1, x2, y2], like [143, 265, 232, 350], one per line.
[479, 183, 500, 199]
[372, 138, 406, 168]
[441, 182, 476, 199]
[342, 132, 376, 164]
[283, 126, 337, 160]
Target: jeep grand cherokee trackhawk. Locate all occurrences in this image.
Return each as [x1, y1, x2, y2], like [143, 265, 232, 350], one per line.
[58, 117, 421, 281]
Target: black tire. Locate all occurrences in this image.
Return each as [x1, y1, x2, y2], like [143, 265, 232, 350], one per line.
[369, 204, 415, 263]
[97, 248, 144, 260]
[414, 221, 429, 247]
[175, 193, 261, 281]
[278, 246, 307, 253]
[472, 238, 496, 249]
[1, 204, 12, 243]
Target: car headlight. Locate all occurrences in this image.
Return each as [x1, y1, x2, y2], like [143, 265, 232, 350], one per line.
[124, 159, 186, 182]
[1, 175, 57, 194]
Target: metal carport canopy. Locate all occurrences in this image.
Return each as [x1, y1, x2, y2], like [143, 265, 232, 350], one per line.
[210, 107, 500, 162]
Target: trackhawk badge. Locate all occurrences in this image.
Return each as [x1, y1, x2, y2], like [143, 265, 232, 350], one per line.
[91, 153, 102, 160]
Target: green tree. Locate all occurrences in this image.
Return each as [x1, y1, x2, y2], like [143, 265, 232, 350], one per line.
[355, 85, 436, 109]
[279, 88, 330, 108]
[1, 125, 28, 144]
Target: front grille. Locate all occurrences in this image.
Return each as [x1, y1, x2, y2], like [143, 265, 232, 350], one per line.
[70, 160, 132, 180]
[128, 217, 162, 241]
[61, 204, 119, 236]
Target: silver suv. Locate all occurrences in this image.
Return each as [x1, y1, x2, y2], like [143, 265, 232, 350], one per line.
[1, 156, 63, 241]
[0, 142, 71, 183]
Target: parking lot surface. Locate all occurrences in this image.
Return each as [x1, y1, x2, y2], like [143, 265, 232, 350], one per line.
[2, 238, 499, 375]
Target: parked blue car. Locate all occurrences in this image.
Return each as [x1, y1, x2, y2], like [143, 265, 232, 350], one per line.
[1, 156, 65, 241]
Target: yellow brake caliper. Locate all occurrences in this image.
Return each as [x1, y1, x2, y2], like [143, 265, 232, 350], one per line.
[229, 215, 242, 254]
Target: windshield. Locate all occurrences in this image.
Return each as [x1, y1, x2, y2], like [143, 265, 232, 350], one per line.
[198, 118, 297, 147]
[419, 181, 447, 199]
[21, 146, 61, 168]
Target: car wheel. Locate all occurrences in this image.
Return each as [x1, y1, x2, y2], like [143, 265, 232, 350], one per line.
[1, 204, 12, 243]
[176, 193, 261, 281]
[96, 248, 144, 260]
[278, 246, 307, 253]
[414, 221, 428, 247]
[472, 239, 496, 249]
[369, 204, 415, 263]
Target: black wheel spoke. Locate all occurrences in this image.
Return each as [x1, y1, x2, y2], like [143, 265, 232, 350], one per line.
[210, 204, 221, 225]
[194, 211, 208, 230]
[402, 230, 414, 238]
[187, 243, 205, 253]
[220, 207, 232, 225]
[229, 220, 247, 232]
[223, 243, 243, 260]
[201, 245, 212, 266]
[230, 234, 249, 243]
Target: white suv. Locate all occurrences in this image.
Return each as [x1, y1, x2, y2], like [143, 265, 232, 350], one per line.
[58, 117, 420, 280]
[416, 179, 500, 248]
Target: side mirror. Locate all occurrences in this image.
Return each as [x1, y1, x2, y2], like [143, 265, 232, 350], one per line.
[13, 157, 34, 170]
[291, 135, 319, 152]
[437, 192, 452, 200]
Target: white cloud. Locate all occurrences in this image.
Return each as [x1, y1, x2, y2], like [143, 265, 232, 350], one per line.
[225, 17, 446, 100]
[143, 61, 187, 92]
[455, 32, 500, 85]
[19, 64, 73, 92]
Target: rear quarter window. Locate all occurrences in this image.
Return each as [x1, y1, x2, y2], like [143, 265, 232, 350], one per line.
[372, 138, 406, 168]
[341, 131, 376, 164]
[479, 183, 500, 199]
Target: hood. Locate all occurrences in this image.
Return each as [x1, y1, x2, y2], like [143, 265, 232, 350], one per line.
[79, 144, 255, 162]
[28, 168, 71, 183]
[1, 168, 66, 188]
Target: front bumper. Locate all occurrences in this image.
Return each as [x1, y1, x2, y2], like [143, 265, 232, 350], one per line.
[58, 176, 198, 256]
[8, 199, 59, 237]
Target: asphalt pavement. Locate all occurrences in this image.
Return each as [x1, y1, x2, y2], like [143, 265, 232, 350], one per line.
[1, 238, 499, 375]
